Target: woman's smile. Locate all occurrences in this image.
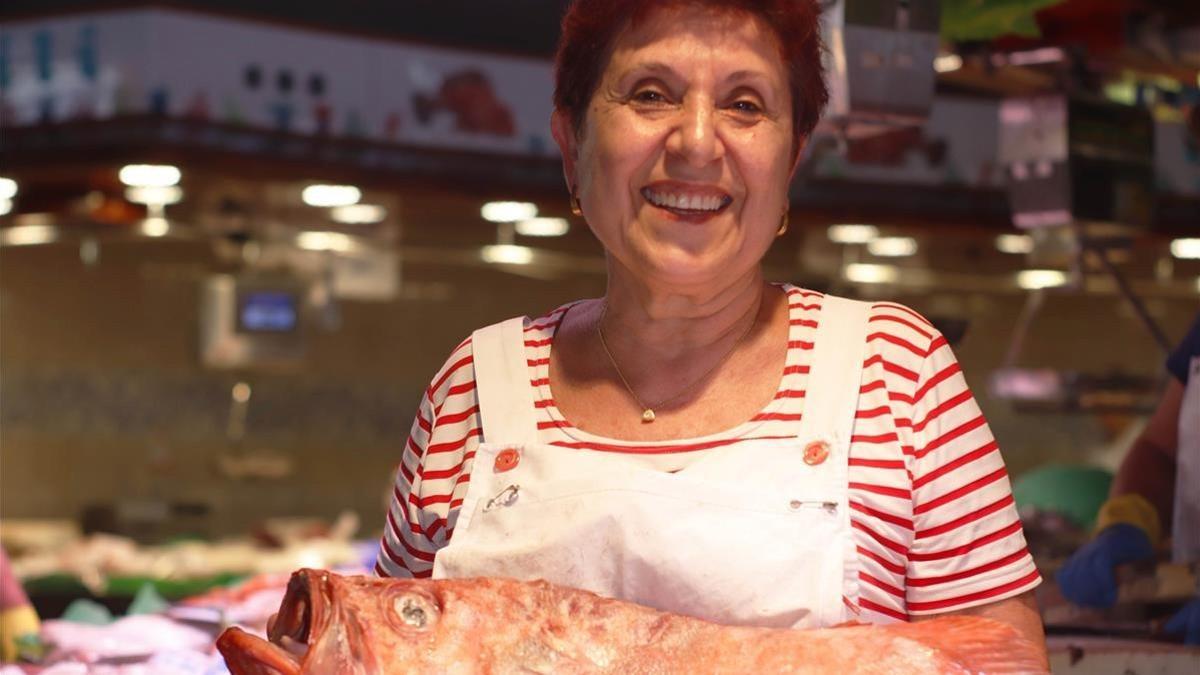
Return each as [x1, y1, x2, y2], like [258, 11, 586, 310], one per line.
[640, 181, 733, 223]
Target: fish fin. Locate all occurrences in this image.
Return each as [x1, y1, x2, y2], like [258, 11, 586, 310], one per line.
[894, 616, 1048, 674]
[217, 626, 302, 675]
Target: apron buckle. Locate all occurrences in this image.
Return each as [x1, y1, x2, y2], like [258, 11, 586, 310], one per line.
[494, 448, 521, 473]
[803, 440, 831, 466]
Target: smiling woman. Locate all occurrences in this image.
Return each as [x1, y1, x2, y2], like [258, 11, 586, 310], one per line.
[555, 5, 795, 294]
[377, 0, 1047, 669]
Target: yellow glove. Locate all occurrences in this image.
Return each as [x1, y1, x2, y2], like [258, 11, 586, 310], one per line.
[0, 605, 40, 662]
[1094, 493, 1162, 546]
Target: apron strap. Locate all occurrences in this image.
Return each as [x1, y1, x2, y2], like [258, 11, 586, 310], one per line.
[471, 317, 539, 447]
[797, 294, 872, 448]
[798, 293, 872, 621]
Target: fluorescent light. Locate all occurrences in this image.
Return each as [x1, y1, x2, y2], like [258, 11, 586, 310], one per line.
[845, 263, 898, 284]
[481, 244, 534, 265]
[481, 201, 537, 223]
[828, 224, 879, 244]
[141, 217, 169, 237]
[119, 164, 181, 188]
[867, 236, 917, 257]
[0, 178, 16, 200]
[125, 186, 183, 205]
[515, 217, 569, 237]
[1171, 238, 1200, 259]
[1017, 269, 1067, 289]
[996, 234, 1033, 254]
[302, 185, 361, 208]
[330, 204, 386, 224]
[990, 48, 1064, 68]
[297, 231, 354, 252]
[0, 198, 11, 216]
[1007, 47, 1065, 67]
[934, 54, 962, 73]
[0, 224, 57, 246]
[1013, 209, 1071, 229]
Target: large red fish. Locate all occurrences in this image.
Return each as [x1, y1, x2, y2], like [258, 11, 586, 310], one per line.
[217, 569, 1047, 674]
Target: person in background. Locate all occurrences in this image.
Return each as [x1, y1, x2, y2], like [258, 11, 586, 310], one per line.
[1057, 311, 1200, 644]
[0, 548, 41, 662]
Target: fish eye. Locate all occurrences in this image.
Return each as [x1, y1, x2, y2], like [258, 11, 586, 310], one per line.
[393, 595, 434, 629]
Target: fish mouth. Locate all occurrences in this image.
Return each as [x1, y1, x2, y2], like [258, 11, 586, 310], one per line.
[217, 569, 331, 675]
[270, 569, 326, 649]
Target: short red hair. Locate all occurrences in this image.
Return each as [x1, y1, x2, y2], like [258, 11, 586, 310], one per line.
[553, 0, 828, 151]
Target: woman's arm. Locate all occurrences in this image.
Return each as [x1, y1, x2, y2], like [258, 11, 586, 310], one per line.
[1109, 378, 1183, 531]
[913, 591, 1049, 671]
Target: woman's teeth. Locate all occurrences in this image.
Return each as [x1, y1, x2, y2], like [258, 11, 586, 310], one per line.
[644, 189, 728, 212]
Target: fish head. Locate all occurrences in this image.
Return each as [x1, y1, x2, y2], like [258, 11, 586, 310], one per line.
[217, 569, 449, 675]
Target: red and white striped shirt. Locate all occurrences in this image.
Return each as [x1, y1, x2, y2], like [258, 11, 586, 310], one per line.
[376, 285, 1041, 623]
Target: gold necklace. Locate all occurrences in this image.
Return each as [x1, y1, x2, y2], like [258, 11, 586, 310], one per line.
[596, 298, 761, 423]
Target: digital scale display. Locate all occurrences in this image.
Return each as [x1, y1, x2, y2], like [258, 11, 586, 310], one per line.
[236, 291, 298, 333]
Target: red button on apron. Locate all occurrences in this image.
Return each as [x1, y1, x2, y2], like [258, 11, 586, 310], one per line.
[803, 440, 830, 466]
[494, 448, 520, 473]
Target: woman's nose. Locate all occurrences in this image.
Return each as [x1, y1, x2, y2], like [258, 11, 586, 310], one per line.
[667, 99, 724, 168]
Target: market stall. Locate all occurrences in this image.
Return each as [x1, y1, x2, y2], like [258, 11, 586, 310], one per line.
[2, 0, 1199, 672]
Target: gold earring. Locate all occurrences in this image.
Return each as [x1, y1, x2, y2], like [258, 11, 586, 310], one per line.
[570, 187, 583, 216]
[776, 212, 789, 237]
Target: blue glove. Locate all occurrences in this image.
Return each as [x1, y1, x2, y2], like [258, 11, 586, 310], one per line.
[1055, 523, 1154, 609]
[1164, 597, 1200, 646]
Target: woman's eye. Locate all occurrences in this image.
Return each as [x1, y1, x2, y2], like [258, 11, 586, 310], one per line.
[632, 89, 669, 105]
[731, 100, 763, 114]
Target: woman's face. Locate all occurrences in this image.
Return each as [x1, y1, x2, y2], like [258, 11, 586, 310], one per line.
[553, 4, 797, 293]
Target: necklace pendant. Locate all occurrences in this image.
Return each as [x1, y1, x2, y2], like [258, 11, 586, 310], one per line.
[641, 409, 656, 423]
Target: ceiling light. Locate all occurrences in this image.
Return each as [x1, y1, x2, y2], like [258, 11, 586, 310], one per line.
[1017, 269, 1067, 290]
[481, 201, 537, 223]
[845, 263, 898, 284]
[481, 244, 534, 265]
[934, 54, 962, 73]
[0, 178, 17, 200]
[996, 233, 1033, 254]
[302, 185, 361, 208]
[867, 236, 917, 257]
[119, 164, 181, 188]
[297, 231, 354, 252]
[515, 217, 569, 237]
[141, 217, 169, 237]
[1171, 238, 1200, 259]
[125, 186, 183, 205]
[330, 204, 387, 224]
[0, 198, 11, 216]
[828, 224, 879, 244]
[0, 224, 57, 246]
[1006, 47, 1065, 67]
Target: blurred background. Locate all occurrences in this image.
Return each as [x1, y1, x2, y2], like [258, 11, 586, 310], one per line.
[0, 0, 1198, 669]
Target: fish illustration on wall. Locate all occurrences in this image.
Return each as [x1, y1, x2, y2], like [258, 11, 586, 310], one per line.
[411, 69, 516, 137]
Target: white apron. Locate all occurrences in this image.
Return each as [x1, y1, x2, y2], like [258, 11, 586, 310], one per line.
[1172, 355, 1200, 563]
[432, 296, 871, 628]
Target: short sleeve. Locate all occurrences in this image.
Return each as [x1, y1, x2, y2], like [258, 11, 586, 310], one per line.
[904, 332, 1041, 614]
[1166, 311, 1200, 385]
[375, 392, 443, 579]
[375, 339, 479, 579]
